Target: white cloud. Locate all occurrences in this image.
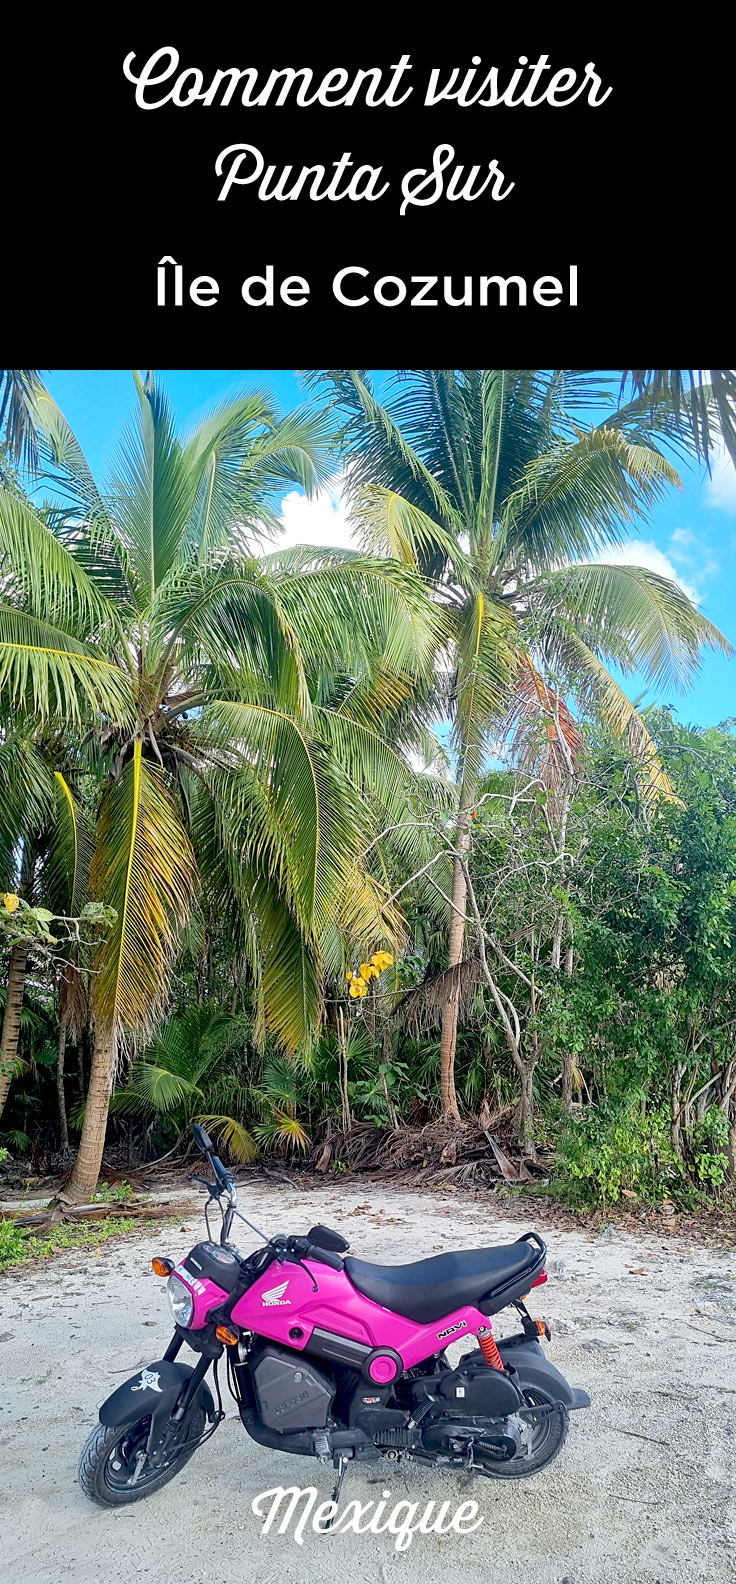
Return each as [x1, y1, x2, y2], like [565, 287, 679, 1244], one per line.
[275, 480, 358, 551]
[591, 539, 701, 604]
[704, 447, 736, 513]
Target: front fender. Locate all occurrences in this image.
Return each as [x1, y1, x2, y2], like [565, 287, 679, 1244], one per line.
[498, 1338, 591, 1410]
[99, 1360, 215, 1430]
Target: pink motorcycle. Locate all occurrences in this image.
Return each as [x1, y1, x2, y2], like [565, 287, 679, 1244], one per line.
[80, 1124, 589, 1507]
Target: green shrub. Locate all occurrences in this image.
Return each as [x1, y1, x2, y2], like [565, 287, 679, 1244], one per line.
[0, 1214, 137, 1273]
[0, 1217, 26, 1268]
[552, 1102, 681, 1208]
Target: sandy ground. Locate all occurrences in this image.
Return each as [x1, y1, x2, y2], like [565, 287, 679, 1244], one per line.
[1, 1178, 735, 1584]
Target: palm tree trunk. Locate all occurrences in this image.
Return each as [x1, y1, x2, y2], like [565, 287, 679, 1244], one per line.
[438, 788, 474, 1121]
[0, 944, 28, 1122]
[66, 1021, 115, 1203]
[57, 1022, 69, 1154]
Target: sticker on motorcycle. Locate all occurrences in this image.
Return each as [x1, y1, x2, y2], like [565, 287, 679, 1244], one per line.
[174, 1263, 205, 1294]
[437, 1321, 467, 1339]
[261, 1280, 291, 1306]
[131, 1369, 163, 1393]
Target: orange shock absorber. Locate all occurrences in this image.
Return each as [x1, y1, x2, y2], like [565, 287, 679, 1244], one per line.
[477, 1325, 505, 1371]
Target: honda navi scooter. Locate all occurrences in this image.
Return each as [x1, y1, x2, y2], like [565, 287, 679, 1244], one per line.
[79, 1124, 590, 1507]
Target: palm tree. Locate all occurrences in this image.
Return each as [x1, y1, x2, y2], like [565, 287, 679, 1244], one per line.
[0, 374, 440, 1200]
[309, 370, 732, 1124]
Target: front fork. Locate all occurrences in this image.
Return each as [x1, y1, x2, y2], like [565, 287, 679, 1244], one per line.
[144, 1336, 219, 1472]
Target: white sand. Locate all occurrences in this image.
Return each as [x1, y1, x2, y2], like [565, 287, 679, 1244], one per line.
[1, 1178, 735, 1583]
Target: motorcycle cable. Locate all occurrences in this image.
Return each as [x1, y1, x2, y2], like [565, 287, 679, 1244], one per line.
[142, 1362, 226, 1485]
[229, 1205, 269, 1243]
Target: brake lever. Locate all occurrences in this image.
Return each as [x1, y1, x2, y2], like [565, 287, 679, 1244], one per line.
[289, 1254, 319, 1292]
[186, 1174, 221, 1198]
[283, 1243, 319, 1292]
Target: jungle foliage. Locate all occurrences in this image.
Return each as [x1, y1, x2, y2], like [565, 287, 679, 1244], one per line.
[1, 369, 735, 1212]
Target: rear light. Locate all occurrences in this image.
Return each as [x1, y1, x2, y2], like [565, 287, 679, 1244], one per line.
[151, 1257, 174, 1277]
[531, 1270, 547, 1288]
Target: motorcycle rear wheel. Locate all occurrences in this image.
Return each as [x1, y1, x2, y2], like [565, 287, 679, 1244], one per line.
[475, 1387, 569, 1479]
[79, 1407, 206, 1506]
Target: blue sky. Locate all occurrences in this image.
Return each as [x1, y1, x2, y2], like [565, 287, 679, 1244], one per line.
[42, 368, 736, 728]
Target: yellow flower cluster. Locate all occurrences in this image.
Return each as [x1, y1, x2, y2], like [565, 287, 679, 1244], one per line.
[346, 950, 394, 999]
[2, 893, 20, 913]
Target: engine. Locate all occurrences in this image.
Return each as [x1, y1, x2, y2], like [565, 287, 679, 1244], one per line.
[430, 1348, 523, 1417]
[251, 1345, 335, 1432]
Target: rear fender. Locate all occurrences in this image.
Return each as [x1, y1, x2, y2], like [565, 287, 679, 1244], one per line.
[498, 1338, 591, 1410]
[98, 1360, 216, 1433]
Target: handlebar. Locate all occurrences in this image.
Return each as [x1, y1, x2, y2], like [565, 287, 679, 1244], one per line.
[192, 1122, 214, 1155]
[279, 1234, 344, 1271]
[191, 1123, 234, 1193]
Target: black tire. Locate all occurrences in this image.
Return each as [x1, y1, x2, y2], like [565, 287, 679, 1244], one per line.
[78, 1407, 206, 1507]
[474, 1387, 570, 1480]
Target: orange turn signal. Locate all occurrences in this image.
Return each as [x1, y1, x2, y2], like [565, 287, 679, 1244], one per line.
[152, 1257, 174, 1277]
[216, 1325, 238, 1345]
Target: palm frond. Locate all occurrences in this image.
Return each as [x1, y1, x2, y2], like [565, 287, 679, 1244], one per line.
[42, 770, 93, 914]
[0, 370, 43, 471]
[620, 369, 736, 470]
[32, 389, 135, 604]
[497, 425, 682, 569]
[199, 699, 371, 937]
[503, 657, 584, 791]
[0, 606, 133, 724]
[266, 547, 445, 681]
[0, 732, 56, 879]
[109, 1062, 203, 1118]
[549, 629, 680, 801]
[0, 488, 117, 631]
[253, 1109, 310, 1154]
[152, 559, 308, 716]
[532, 562, 732, 694]
[109, 376, 194, 602]
[452, 592, 518, 781]
[90, 742, 197, 1035]
[196, 1112, 259, 1164]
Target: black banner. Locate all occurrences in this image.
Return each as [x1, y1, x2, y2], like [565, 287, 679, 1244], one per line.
[9, 18, 729, 363]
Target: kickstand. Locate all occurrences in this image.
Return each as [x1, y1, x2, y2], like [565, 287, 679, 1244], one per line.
[324, 1454, 350, 1528]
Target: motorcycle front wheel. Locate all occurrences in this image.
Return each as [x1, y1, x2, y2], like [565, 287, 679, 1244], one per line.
[79, 1406, 206, 1506]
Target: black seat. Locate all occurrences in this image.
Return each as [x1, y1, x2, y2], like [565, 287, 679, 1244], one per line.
[344, 1238, 542, 1324]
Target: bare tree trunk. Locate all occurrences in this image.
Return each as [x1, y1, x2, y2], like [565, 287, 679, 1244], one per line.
[517, 1060, 538, 1159]
[337, 1009, 351, 1138]
[439, 795, 473, 1121]
[230, 956, 245, 1015]
[0, 944, 28, 1122]
[670, 1063, 686, 1164]
[559, 922, 575, 1111]
[66, 1021, 116, 1204]
[57, 1022, 69, 1155]
[551, 775, 573, 971]
[729, 1104, 736, 1181]
[722, 1060, 736, 1180]
[561, 1050, 574, 1114]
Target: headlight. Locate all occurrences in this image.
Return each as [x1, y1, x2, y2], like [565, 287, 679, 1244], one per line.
[167, 1273, 194, 1328]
